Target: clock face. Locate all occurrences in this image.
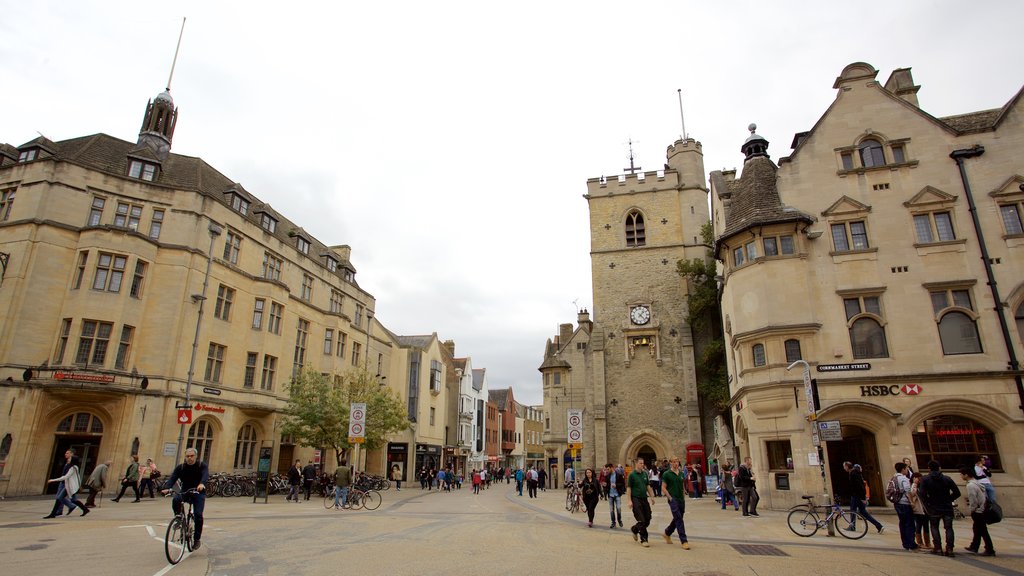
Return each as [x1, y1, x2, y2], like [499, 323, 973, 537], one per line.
[630, 305, 650, 325]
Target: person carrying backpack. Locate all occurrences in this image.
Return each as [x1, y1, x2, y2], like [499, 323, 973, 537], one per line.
[918, 459, 961, 557]
[890, 462, 917, 550]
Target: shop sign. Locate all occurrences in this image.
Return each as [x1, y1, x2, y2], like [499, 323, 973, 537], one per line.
[194, 402, 226, 413]
[177, 408, 192, 424]
[817, 363, 871, 372]
[54, 371, 115, 384]
[860, 384, 922, 397]
[818, 420, 843, 441]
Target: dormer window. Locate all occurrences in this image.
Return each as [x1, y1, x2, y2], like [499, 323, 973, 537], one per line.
[260, 213, 277, 233]
[229, 194, 250, 216]
[296, 237, 310, 255]
[128, 160, 157, 181]
[326, 256, 338, 272]
[19, 149, 37, 162]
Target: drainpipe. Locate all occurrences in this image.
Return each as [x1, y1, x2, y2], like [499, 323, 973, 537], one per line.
[950, 145, 1024, 415]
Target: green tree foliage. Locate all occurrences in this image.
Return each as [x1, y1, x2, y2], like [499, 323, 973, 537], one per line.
[676, 221, 730, 409]
[282, 366, 409, 465]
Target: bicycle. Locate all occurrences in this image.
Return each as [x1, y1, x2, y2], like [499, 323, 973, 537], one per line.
[323, 485, 381, 510]
[164, 488, 202, 564]
[786, 495, 867, 539]
[565, 481, 582, 513]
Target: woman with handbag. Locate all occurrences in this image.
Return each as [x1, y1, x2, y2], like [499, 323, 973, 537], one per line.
[581, 468, 601, 527]
[139, 458, 160, 498]
[44, 449, 89, 518]
[112, 454, 141, 502]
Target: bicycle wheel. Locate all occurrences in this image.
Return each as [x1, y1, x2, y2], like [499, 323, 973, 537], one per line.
[835, 510, 868, 540]
[324, 492, 337, 509]
[786, 508, 819, 537]
[565, 492, 573, 511]
[165, 515, 187, 565]
[349, 490, 365, 510]
[361, 490, 382, 510]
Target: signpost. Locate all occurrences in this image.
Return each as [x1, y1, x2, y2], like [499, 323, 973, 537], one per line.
[349, 403, 366, 472]
[254, 444, 273, 503]
[788, 360, 834, 535]
[567, 409, 583, 477]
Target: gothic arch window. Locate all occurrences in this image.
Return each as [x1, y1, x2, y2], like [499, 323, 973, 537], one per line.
[844, 295, 889, 359]
[858, 138, 885, 168]
[930, 288, 982, 355]
[234, 423, 259, 469]
[187, 419, 215, 464]
[625, 210, 646, 247]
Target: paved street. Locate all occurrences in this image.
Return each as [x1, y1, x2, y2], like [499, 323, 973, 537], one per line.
[2, 483, 1021, 576]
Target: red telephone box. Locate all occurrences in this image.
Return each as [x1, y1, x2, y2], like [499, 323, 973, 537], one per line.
[685, 443, 706, 495]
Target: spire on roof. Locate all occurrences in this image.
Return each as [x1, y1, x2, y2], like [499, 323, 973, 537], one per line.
[740, 123, 769, 161]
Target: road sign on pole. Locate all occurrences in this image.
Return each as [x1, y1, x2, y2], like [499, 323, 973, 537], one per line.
[349, 402, 366, 444]
[177, 408, 192, 425]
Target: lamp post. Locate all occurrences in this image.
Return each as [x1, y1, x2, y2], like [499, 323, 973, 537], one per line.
[787, 359, 833, 535]
[175, 221, 223, 465]
[363, 311, 373, 371]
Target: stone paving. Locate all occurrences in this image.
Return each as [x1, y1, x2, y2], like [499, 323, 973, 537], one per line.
[1, 482, 1021, 575]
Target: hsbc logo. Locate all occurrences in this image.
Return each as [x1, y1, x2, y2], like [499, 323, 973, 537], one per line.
[901, 384, 921, 395]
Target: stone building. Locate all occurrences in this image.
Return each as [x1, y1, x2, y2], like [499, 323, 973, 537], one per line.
[0, 85, 388, 495]
[711, 62, 1024, 514]
[540, 137, 711, 479]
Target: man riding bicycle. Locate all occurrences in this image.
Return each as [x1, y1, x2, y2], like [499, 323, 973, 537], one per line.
[161, 448, 209, 550]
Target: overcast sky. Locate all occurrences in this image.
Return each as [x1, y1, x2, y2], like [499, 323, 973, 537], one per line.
[4, 1, 1022, 405]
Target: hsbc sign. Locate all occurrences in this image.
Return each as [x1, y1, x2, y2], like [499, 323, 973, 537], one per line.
[860, 384, 922, 397]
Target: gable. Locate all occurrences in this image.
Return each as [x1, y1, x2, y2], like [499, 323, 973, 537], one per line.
[989, 174, 1024, 201]
[904, 186, 957, 209]
[822, 195, 871, 217]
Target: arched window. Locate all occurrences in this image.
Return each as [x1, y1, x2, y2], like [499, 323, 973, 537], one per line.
[937, 312, 982, 355]
[625, 210, 646, 247]
[850, 317, 889, 359]
[784, 339, 802, 363]
[187, 419, 215, 464]
[858, 138, 885, 168]
[752, 344, 766, 367]
[912, 415, 1000, 470]
[55, 412, 103, 435]
[234, 423, 259, 469]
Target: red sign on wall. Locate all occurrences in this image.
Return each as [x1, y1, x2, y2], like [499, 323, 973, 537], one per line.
[177, 408, 192, 424]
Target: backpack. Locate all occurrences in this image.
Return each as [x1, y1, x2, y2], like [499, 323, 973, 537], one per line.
[983, 498, 1003, 525]
[885, 474, 903, 504]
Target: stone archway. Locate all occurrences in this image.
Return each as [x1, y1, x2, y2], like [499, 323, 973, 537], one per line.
[618, 428, 671, 467]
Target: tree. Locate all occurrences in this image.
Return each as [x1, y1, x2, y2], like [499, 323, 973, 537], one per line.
[676, 221, 729, 409]
[281, 366, 409, 466]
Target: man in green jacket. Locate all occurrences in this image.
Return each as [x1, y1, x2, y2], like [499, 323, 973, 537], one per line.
[332, 458, 353, 509]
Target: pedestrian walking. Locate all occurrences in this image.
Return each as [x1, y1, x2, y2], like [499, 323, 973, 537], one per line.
[286, 459, 302, 502]
[606, 463, 625, 528]
[581, 468, 601, 527]
[472, 469, 481, 494]
[538, 466, 547, 491]
[660, 457, 690, 549]
[391, 464, 402, 491]
[843, 462, 881, 532]
[648, 465, 661, 497]
[302, 460, 317, 500]
[687, 463, 702, 498]
[84, 459, 111, 508]
[139, 458, 159, 499]
[719, 463, 739, 511]
[626, 458, 655, 547]
[891, 462, 918, 551]
[515, 467, 524, 496]
[735, 457, 760, 517]
[960, 466, 995, 556]
[918, 459, 960, 557]
[44, 449, 88, 518]
[111, 454, 141, 503]
[528, 467, 540, 498]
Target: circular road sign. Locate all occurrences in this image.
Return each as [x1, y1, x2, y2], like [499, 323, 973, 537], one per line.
[350, 423, 363, 435]
[569, 415, 581, 427]
[352, 409, 365, 421]
[568, 429, 582, 442]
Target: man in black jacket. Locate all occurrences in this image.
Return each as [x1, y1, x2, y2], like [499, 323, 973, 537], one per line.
[301, 461, 318, 501]
[161, 448, 209, 550]
[919, 459, 961, 557]
[843, 462, 883, 533]
[736, 457, 760, 517]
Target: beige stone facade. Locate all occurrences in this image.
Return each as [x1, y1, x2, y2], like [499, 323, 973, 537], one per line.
[711, 62, 1024, 514]
[541, 139, 711, 479]
[0, 88, 464, 497]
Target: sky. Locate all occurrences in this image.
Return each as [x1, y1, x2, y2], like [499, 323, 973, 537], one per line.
[3, 1, 1023, 406]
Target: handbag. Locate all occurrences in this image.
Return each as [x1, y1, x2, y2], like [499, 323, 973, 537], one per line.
[983, 499, 1003, 524]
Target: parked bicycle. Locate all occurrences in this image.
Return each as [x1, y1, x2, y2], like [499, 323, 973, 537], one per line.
[323, 485, 381, 510]
[786, 495, 867, 539]
[165, 488, 201, 564]
[565, 481, 582, 513]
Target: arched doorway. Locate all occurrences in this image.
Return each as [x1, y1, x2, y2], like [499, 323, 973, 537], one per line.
[636, 445, 657, 469]
[48, 412, 104, 494]
[825, 424, 881, 506]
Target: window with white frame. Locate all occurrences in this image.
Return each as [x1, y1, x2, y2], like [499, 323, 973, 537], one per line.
[205, 342, 226, 382]
[326, 257, 338, 272]
[296, 237, 309, 255]
[913, 212, 956, 243]
[230, 194, 250, 216]
[831, 220, 870, 252]
[128, 160, 157, 181]
[843, 294, 889, 358]
[260, 213, 277, 233]
[19, 149, 37, 162]
[930, 287, 982, 355]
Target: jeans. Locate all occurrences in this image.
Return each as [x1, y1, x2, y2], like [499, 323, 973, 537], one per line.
[287, 485, 300, 501]
[849, 498, 882, 531]
[982, 483, 996, 506]
[894, 502, 917, 549]
[516, 480, 523, 496]
[608, 493, 622, 525]
[630, 496, 652, 542]
[527, 479, 538, 498]
[172, 491, 205, 541]
[664, 498, 688, 543]
[928, 513, 955, 551]
[969, 511, 993, 552]
[720, 489, 738, 510]
[49, 484, 82, 516]
[738, 486, 759, 515]
[333, 485, 349, 508]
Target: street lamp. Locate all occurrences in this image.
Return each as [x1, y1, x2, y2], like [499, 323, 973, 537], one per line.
[787, 359, 833, 535]
[363, 311, 374, 371]
[175, 221, 223, 465]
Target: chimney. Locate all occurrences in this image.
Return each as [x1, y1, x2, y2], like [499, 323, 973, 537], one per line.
[559, 323, 574, 346]
[577, 308, 593, 332]
[443, 340, 455, 357]
[884, 67, 920, 108]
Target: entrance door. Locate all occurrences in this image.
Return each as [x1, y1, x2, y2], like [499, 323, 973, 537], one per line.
[825, 425, 881, 506]
[47, 437, 100, 494]
[636, 445, 657, 469]
[277, 444, 294, 474]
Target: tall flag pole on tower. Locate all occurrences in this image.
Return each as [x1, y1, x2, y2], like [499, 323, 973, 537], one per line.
[167, 17, 187, 92]
[677, 89, 687, 140]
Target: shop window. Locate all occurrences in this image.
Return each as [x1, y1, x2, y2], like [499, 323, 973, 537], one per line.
[766, 440, 793, 471]
[911, 415, 1000, 471]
